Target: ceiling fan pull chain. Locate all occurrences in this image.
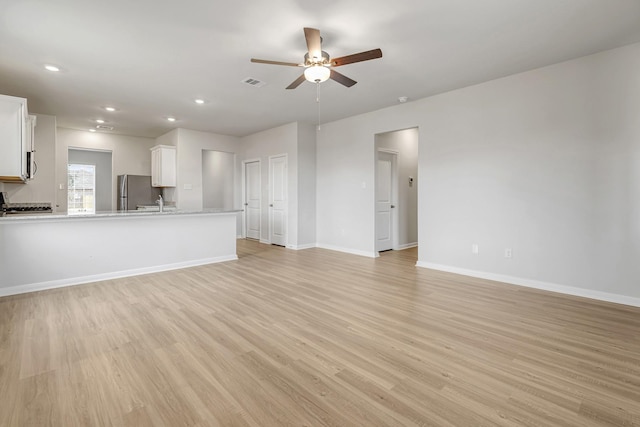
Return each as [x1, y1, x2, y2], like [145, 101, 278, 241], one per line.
[316, 82, 321, 131]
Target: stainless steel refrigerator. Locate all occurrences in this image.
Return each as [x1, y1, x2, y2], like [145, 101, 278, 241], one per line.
[117, 175, 162, 211]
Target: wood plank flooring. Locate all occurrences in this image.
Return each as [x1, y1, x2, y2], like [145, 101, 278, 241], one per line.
[1, 239, 639, 426]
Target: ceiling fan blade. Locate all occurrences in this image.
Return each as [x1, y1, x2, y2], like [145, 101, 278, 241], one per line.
[330, 69, 357, 87]
[331, 48, 383, 67]
[286, 74, 307, 90]
[251, 58, 302, 67]
[304, 27, 322, 61]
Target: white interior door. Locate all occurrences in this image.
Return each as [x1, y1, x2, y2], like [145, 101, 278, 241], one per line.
[376, 151, 397, 252]
[269, 155, 287, 246]
[244, 160, 261, 240]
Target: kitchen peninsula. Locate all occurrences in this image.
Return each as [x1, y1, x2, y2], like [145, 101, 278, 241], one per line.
[0, 209, 240, 297]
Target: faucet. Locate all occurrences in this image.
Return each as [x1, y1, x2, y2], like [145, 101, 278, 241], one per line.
[156, 194, 164, 212]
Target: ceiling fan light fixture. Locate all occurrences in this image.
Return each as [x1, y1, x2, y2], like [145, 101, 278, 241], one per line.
[304, 66, 330, 83]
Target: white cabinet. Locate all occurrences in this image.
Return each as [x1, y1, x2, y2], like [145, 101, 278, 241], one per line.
[151, 145, 176, 187]
[26, 115, 37, 179]
[0, 94, 30, 183]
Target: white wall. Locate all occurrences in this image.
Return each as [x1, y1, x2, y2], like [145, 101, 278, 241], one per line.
[2, 113, 57, 205]
[240, 122, 298, 246]
[297, 123, 317, 248]
[202, 150, 235, 210]
[169, 128, 240, 211]
[317, 42, 640, 303]
[155, 128, 178, 147]
[157, 124, 315, 244]
[159, 128, 242, 234]
[375, 128, 418, 249]
[317, 108, 420, 257]
[56, 128, 156, 212]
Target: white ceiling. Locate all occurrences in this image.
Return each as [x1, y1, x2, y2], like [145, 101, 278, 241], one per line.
[1, 0, 639, 138]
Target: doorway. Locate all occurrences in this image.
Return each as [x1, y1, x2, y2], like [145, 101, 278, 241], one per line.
[243, 159, 261, 240]
[374, 128, 419, 254]
[269, 154, 287, 246]
[67, 148, 113, 213]
[376, 150, 397, 252]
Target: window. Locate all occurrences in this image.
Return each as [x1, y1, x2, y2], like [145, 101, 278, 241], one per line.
[68, 164, 96, 215]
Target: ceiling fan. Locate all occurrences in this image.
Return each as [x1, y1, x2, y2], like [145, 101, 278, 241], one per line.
[251, 27, 382, 89]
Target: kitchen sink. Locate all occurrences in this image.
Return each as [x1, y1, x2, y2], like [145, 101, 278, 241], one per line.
[136, 205, 176, 212]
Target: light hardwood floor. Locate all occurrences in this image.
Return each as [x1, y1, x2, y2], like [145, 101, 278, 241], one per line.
[1, 239, 639, 426]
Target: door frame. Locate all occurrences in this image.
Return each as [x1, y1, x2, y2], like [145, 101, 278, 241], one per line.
[375, 148, 399, 253]
[242, 158, 261, 239]
[268, 153, 287, 247]
[68, 147, 114, 213]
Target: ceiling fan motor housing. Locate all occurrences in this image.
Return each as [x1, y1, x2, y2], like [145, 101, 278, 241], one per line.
[304, 51, 330, 66]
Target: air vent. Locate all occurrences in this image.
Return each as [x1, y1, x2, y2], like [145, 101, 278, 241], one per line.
[96, 125, 114, 131]
[242, 77, 266, 88]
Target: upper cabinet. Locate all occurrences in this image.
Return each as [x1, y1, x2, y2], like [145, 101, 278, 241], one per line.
[151, 145, 176, 187]
[0, 94, 34, 183]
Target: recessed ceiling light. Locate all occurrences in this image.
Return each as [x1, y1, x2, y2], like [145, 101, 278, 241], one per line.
[44, 64, 60, 72]
[167, 117, 176, 122]
[95, 119, 105, 124]
[89, 129, 96, 132]
[194, 99, 205, 104]
[104, 106, 116, 112]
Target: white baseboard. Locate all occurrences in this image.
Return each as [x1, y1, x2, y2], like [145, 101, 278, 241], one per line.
[236, 234, 243, 239]
[286, 243, 317, 250]
[316, 243, 378, 258]
[416, 261, 640, 308]
[259, 239, 271, 245]
[0, 255, 238, 298]
[394, 242, 418, 251]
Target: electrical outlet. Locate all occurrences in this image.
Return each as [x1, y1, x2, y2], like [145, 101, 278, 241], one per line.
[504, 248, 512, 258]
[471, 244, 479, 255]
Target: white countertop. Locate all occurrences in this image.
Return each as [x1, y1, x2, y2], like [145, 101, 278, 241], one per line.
[0, 208, 242, 222]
